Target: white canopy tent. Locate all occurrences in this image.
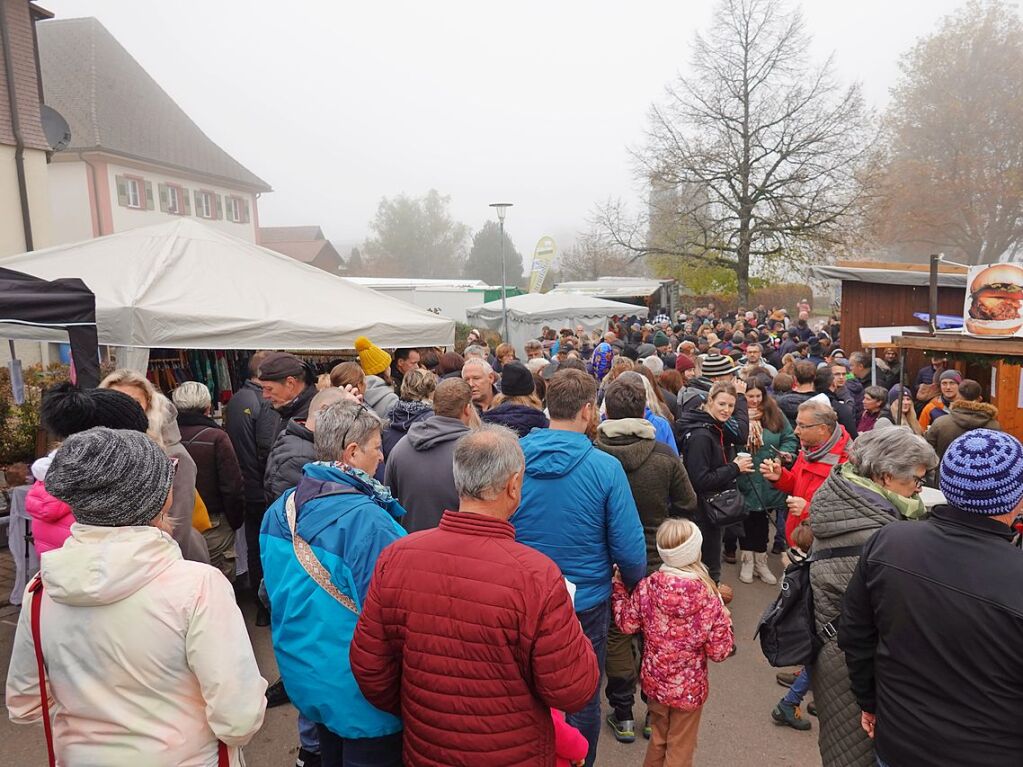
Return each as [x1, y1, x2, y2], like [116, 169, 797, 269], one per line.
[0, 219, 454, 370]
[465, 292, 647, 353]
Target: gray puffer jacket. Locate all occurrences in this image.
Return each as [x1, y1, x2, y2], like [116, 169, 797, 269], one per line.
[364, 375, 399, 420]
[809, 464, 897, 767]
[263, 418, 316, 506]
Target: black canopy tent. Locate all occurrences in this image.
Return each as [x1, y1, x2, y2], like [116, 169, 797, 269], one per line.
[0, 267, 100, 388]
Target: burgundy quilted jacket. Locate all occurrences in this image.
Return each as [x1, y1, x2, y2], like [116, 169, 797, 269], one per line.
[350, 510, 599, 766]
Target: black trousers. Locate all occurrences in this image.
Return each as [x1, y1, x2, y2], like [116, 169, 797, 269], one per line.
[738, 509, 772, 554]
[696, 518, 723, 584]
[244, 500, 267, 592]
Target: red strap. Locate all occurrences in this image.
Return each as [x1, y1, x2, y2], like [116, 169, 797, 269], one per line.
[29, 577, 56, 767]
[29, 577, 230, 767]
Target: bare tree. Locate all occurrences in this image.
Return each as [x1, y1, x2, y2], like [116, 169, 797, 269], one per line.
[596, 0, 873, 304]
[557, 229, 635, 281]
[870, 0, 1023, 265]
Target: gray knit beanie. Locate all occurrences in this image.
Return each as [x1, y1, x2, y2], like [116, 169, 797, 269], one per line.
[46, 427, 175, 527]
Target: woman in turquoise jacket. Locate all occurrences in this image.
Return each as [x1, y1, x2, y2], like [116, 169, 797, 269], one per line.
[261, 401, 407, 766]
[736, 382, 797, 585]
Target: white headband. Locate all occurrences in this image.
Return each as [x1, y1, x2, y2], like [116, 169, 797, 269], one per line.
[657, 525, 704, 570]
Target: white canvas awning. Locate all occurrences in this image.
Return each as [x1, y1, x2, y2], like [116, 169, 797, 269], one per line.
[0, 219, 455, 353]
[465, 292, 647, 353]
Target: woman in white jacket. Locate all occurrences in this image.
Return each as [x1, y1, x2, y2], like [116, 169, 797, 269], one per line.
[5, 427, 267, 766]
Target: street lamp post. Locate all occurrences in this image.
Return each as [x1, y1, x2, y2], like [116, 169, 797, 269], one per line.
[489, 202, 513, 343]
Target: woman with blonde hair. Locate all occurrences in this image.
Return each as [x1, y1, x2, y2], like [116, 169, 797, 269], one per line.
[100, 369, 210, 564]
[381, 368, 438, 458]
[612, 518, 733, 767]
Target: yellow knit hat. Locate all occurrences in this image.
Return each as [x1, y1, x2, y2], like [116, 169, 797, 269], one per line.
[354, 336, 391, 376]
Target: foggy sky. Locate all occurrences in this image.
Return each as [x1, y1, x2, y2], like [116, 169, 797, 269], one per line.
[44, 0, 967, 265]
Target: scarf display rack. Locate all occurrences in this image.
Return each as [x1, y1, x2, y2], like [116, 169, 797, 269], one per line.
[146, 349, 253, 404]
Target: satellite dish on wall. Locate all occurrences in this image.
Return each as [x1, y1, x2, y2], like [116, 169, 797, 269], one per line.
[41, 104, 71, 152]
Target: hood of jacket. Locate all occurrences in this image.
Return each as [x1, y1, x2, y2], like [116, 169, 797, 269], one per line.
[521, 428, 593, 479]
[947, 399, 998, 429]
[364, 375, 398, 410]
[648, 571, 719, 620]
[809, 463, 898, 541]
[406, 415, 470, 451]
[41, 524, 181, 607]
[293, 462, 405, 538]
[675, 408, 721, 434]
[161, 411, 184, 449]
[176, 411, 218, 430]
[595, 419, 657, 472]
[282, 416, 314, 444]
[25, 482, 71, 523]
[387, 400, 434, 433]
[481, 402, 549, 435]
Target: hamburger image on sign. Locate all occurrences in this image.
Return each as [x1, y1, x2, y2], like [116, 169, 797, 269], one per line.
[966, 263, 1023, 336]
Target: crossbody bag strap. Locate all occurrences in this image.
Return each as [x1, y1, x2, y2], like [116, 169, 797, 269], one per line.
[285, 493, 359, 615]
[29, 576, 55, 767]
[218, 741, 229, 767]
[808, 544, 866, 641]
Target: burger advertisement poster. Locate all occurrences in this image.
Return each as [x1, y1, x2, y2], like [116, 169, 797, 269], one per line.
[964, 263, 1023, 337]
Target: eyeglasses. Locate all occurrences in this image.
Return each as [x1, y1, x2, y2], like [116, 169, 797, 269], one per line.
[793, 421, 827, 431]
[340, 402, 374, 449]
[912, 474, 926, 488]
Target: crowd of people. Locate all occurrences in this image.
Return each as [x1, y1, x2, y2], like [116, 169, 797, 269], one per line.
[5, 303, 1023, 767]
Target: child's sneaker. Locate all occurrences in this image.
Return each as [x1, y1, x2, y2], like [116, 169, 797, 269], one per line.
[606, 713, 636, 743]
[772, 701, 812, 731]
[642, 711, 652, 739]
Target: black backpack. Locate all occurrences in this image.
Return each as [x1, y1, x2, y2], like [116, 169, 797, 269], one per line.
[754, 545, 863, 667]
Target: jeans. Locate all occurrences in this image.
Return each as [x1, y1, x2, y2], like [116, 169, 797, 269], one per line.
[696, 518, 723, 583]
[773, 507, 789, 549]
[567, 600, 609, 767]
[298, 713, 320, 753]
[315, 725, 402, 767]
[782, 666, 812, 707]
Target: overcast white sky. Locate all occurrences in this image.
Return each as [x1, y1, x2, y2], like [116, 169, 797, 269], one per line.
[45, 0, 966, 260]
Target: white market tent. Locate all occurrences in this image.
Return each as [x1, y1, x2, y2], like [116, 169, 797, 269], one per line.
[0, 219, 454, 369]
[465, 292, 648, 353]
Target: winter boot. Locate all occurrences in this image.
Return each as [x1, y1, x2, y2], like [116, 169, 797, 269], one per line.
[772, 701, 812, 731]
[738, 550, 754, 583]
[754, 552, 777, 585]
[606, 713, 636, 743]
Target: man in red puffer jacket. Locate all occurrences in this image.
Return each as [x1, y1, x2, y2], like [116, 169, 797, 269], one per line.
[351, 425, 599, 766]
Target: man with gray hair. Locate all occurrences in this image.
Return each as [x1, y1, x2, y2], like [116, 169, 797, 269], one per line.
[523, 338, 546, 361]
[351, 425, 600, 766]
[461, 356, 499, 412]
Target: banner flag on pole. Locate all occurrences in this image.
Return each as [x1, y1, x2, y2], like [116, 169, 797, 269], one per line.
[528, 236, 557, 293]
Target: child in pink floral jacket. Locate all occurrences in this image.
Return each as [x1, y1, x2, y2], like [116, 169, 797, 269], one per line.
[612, 518, 733, 767]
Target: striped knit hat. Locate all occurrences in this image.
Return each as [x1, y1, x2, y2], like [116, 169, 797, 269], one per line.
[939, 429, 1023, 516]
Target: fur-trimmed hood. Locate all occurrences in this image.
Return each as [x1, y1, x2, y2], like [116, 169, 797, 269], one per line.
[949, 398, 998, 421]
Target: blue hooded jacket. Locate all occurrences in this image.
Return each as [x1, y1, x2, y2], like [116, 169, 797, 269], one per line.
[513, 429, 646, 612]
[260, 462, 406, 738]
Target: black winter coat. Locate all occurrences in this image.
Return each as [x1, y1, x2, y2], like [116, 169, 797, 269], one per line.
[840, 506, 1023, 767]
[225, 380, 281, 505]
[676, 407, 748, 523]
[481, 403, 549, 438]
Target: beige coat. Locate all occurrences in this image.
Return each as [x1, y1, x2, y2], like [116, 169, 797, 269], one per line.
[5, 525, 266, 766]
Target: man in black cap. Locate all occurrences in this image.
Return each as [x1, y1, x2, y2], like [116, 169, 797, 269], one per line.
[257, 352, 317, 429]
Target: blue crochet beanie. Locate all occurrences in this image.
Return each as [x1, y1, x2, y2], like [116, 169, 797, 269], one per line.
[939, 429, 1023, 516]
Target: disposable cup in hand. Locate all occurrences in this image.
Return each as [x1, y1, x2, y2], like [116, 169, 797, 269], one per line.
[736, 452, 752, 461]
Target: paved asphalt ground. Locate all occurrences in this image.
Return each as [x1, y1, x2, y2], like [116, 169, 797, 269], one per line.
[0, 553, 822, 766]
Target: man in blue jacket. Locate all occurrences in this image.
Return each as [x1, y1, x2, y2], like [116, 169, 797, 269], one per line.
[514, 368, 646, 767]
